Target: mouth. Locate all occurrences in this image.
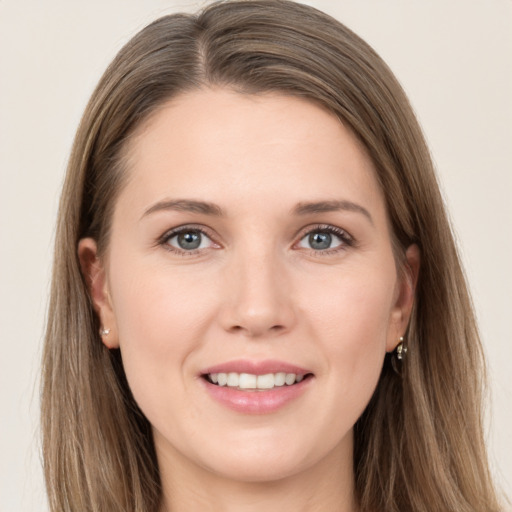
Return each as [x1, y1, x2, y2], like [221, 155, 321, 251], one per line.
[202, 371, 313, 391]
[200, 362, 314, 413]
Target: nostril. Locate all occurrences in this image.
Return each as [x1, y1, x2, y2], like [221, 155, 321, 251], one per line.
[228, 323, 287, 337]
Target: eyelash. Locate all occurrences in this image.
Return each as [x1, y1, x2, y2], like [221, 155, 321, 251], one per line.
[158, 223, 355, 256]
[296, 224, 355, 256]
[158, 224, 217, 256]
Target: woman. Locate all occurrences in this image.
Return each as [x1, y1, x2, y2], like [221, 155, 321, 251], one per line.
[41, 1, 502, 510]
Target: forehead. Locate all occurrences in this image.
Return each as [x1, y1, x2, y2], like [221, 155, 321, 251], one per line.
[120, 88, 385, 220]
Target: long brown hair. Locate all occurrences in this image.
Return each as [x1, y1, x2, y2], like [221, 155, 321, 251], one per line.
[41, 1, 502, 510]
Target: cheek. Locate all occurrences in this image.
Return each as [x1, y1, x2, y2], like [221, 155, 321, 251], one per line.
[305, 273, 395, 446]
[110, 245, 215, 336]
[302, 261, 396, 394]
[107, 258, 217, 412]
[303, 258, 396, 340]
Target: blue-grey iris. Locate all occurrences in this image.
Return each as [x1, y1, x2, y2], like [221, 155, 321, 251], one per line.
[309, 232, 331, 250]
[178, 231, 202, 250]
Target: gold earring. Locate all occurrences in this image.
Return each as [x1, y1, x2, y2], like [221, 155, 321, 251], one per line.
[391, 336, 407, 375]
[396, 336, 407, 360]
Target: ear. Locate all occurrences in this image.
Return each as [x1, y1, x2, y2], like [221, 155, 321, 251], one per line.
[386, 244, 420, 352]
[78, 238, 119, 349]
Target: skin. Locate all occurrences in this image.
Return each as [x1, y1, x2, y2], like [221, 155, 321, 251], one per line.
[79, 89, 419, 512]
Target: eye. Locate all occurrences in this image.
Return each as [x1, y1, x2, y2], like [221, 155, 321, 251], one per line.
[162, 227, 216, 253]
[297, 226, 353, 252]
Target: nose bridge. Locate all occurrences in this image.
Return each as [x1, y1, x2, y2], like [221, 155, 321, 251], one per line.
[220, 239, 295, 337]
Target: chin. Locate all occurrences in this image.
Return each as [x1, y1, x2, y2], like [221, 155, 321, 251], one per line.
[188, 426, 350, 485]
[204, 451, 313, 484]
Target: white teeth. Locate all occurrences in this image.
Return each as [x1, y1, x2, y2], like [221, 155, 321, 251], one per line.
[274, 372, 286, 386]
[257, 373, 275, 389]
[285, 373, 296, 385]
[239, 373, 257, 389]
[208, 372, 306, 389]
[227, 372, 239, 387]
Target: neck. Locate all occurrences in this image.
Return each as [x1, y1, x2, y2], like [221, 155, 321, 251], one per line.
[157, 433, 358, 512]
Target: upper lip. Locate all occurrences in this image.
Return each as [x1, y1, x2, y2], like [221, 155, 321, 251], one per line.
[201, 359, 312, 376]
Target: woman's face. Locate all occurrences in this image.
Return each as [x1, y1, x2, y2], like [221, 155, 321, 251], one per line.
[81, 89, 417, 483]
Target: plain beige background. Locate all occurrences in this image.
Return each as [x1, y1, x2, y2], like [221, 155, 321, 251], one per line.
[1, 1, 510, 510]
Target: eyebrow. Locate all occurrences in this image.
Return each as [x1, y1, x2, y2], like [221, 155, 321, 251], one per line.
[292, 200, 374, 225]
[141, 198, 373, 225]
[142, 199, 225, 219]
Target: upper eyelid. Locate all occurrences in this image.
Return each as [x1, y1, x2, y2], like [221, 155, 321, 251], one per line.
[159, 224, 216, 242]
[294, 223, 353, 241]
[293, 225, 356, 255]
[158, 225, 219, 256]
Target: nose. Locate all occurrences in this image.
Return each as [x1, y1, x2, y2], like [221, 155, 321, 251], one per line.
[218, 247, 297, 338]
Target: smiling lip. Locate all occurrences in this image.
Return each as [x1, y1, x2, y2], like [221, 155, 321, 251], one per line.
[201, 359, 310, 376]
[200, 359, 313, 414]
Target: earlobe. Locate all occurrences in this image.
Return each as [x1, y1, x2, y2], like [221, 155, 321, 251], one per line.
[386, 244, 420, 352]
[78, 238, 119, 349]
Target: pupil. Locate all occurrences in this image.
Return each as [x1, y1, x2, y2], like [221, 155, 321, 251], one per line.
[309, 232, 331, 250]
[178, 231, 201, 250]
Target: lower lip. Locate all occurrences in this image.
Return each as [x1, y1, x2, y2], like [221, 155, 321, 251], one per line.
[201, 377, 313, 414]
